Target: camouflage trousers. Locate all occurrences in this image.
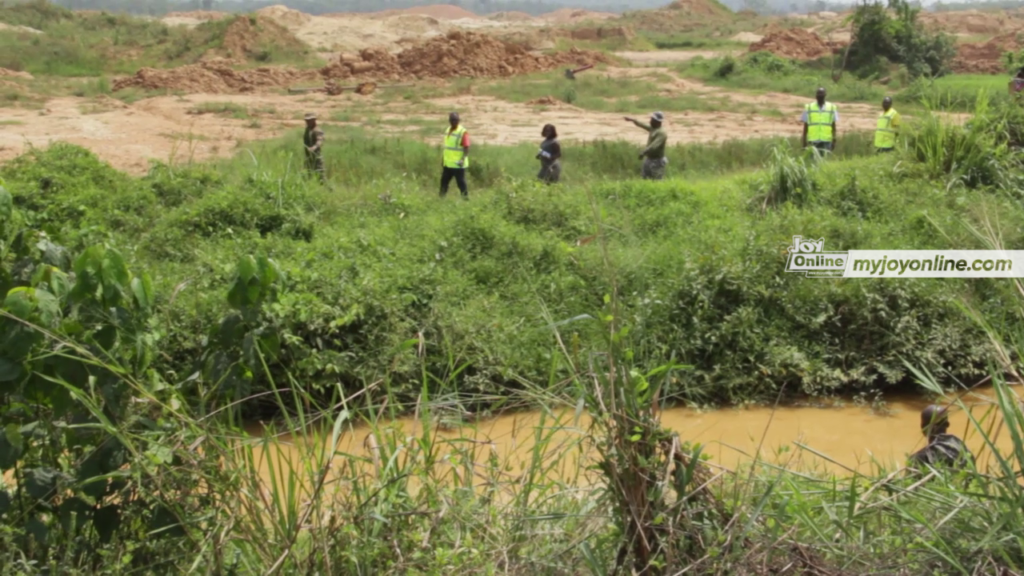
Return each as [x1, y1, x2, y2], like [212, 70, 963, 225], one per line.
[305, 153, 325, 183]
[642, 157, 666, 180]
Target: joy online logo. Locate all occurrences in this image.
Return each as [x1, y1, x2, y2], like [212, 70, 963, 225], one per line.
[785, 235, 848, 277]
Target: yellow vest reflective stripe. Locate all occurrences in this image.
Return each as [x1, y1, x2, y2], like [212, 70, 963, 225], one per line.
[874, 108, 898, 149]
[443, 126, 469, 169]
[805, 102, 836, 142]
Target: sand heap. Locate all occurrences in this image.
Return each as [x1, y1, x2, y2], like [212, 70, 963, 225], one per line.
[488, 11, 535, 22]
[254, 5, 312, 27]
[919, 9, 1024, 36]
[112, 60, 319, 93]
[538, 8, 618, 24]
[219, 15, 308, 60]
[321, 30, 609, 81]
[401, 4, 479, 19]
[953, 31, 1024, 74]
[748, 28, 838, 60]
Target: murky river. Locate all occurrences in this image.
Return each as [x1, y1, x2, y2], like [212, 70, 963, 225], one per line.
[245, 386, 1024, 494]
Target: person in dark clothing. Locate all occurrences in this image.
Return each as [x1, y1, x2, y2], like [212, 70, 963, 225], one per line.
[303, 113, 325, 183]
[908, 405, 974, 473]
[440, 111, 470, 199]
[536, 124, 562, 184]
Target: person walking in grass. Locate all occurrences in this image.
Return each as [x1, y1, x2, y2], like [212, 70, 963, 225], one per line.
[537, 123, 562, 184]
[440, 111, 470, 199]
[801, 87, 838, 154]
[303, 113, 325, 184]
[874, 96, 900, 153]
[624, 111, 668, 180]
[907, 405, 974, 473]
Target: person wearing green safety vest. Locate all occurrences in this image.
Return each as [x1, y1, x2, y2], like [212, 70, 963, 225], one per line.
[801, 87, 838, 154]
[874, 96, 900, 153]
[440, 111, 470, 199]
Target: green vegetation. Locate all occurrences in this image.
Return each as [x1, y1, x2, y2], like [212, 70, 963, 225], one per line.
[5, 99, 1024, 572]
[189, 101, 251, 119]
[478, 70, 769, 114]
[0, 0, 316, 77]
[847, 0, 956, 78]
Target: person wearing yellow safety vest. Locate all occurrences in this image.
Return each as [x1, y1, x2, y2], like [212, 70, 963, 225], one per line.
[874, 96, 901, 153]
[440, 111, 470, 199]
[801, 87, 838, 154]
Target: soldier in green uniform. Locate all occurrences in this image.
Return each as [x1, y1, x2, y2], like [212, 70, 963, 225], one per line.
[624, 111, 668, 180]
[908, 405, 974, 473]
[303, 112, 325, 183]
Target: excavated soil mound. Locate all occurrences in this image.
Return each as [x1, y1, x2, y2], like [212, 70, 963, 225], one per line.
[488, 11, 534, 21]
[255, 5, 312, 28]
[953, 30, 1024, 74]
[749, 28, 836, 60]
[666, 0, 731, 17]
[321, 30, 609, 81]
[112, 61, 318, 93]
[220, 15, 307, 60]
[539, 9, 618, 24]
[919, 10, 1024, 35]
[402, 4, 479, 19]
[0, 67, 32, 79]
[163, 10, 229, 20]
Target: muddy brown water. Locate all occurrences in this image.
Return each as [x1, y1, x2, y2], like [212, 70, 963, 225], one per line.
[246, 387, 1022, 493]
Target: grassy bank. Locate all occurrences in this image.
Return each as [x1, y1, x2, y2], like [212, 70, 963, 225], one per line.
[0, 120, 1017, 419]
[0, 1, 318, 77]
[4, 100, 1024, 572]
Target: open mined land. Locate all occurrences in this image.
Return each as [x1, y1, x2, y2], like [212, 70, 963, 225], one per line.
[5, 0, 1024, 574]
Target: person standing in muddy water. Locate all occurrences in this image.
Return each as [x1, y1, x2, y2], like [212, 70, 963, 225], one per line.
[303, 113, 325, 184]
[624, 112, 668, 180]
[536, 124, 562, 184]
[907, 405, 974, 473]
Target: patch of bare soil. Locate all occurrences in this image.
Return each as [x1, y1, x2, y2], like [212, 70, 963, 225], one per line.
[219, 15, 309, 60]
[615, 50, 740, 64]
[0, 68, 32, 79]
[0, 22, 42, 34]
[538, 8, 619, 24]
[748, 28, 842, 60]
[321, 31, 609, 81]
[113, 60, 320, 93]
[919, 9, 1024, 35]
[401, 4, 479, 19]
[954, 30, 1024, 74]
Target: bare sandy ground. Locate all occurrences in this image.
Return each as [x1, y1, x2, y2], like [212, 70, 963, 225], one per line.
[0, 82, 889, 175]
[614, 50, 743, 64]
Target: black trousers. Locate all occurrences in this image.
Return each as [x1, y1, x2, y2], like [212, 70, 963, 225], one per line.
[440, 167, 467, 197]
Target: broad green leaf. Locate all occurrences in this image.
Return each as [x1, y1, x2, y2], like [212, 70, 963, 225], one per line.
[130, 273, 154, 311]
[24, 467, 60, 501]
[4, 287, 36, 319]
[236, 255, 257, 285]
[0, 358, 23, 383]
[0, 424, 23, 471]
[100, 249, 130, 292]
[0, 185, 11, 225]
[59, 497, 90, 533]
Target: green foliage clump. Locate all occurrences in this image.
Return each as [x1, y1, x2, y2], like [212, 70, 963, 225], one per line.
[847, 0, 956, 78]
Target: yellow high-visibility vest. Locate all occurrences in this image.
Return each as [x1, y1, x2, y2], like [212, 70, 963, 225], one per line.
[805, 102, 837, 143]
[443, 126, 469, 169]
[874, 108, 898, 149]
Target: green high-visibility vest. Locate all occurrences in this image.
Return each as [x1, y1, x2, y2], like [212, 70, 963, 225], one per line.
[805, 102, 837, 143]
[874, 108, 898, 149]
[443, 126, 469, 169]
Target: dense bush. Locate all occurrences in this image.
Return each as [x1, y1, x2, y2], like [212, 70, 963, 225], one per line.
[2, 137, 1018, 416]
[847, 0, 956, 78]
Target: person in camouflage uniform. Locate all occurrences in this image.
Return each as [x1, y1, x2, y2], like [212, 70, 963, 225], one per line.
[908, 405, 974, 473]
[624, 111, 668, 180]
[303, 113, 325, 183]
